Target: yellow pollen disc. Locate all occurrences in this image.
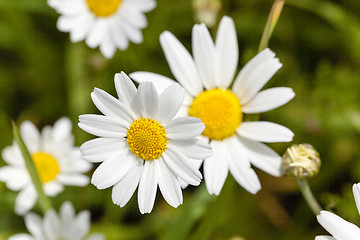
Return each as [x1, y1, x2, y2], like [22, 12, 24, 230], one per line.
[127, 118, 167, 160]
[86, 0, 122, 17]
[31, 152, 60, 184]
[189, 88, 242, 140]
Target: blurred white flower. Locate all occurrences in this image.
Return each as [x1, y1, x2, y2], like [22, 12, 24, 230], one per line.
[9, 201, 104, 240]
[48, 0, 156, 58]
[316, 183, 360, 240]
[79, 72, 212, 214]
[0, 117, 91, 215]
[130, 16, 295, 195]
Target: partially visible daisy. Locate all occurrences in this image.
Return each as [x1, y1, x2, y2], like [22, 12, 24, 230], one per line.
[316, 183, 360, 240]
[130, 16, 295, 195]
[48, 0, 156, 58]
[0, 117, 91, 215]
[9, 201, 104, 240]
[79, 71, 212, 214]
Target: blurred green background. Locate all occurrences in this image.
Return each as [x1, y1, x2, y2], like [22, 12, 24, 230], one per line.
[1, 0, 360, 239]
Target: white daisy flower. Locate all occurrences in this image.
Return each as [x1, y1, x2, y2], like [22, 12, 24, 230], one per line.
[9, 201, 104, 240]
[130, 16, 295, 195]
[78, 71, 212, 214]
[48, 0, 156, 59]
[316, 183, 360, 240]
[0, 117, 91, 215]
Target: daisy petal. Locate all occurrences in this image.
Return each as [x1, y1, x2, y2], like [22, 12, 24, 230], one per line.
[80, 138, 127, 163]
[179, 159, 203, 189]
[236, 121, 294, 143]
[315, 237, 335, 240]
[78, 114, 128, 138]
[317, 211, 360, 240]
[155, 158, 183, 208]
[114, 72, 137, 104]
[43, 209, 61, 240]
[15, 185, 38, 215]
[57, 174, 89, 186]
[237, 136, 282, 177]
[99, 34, 116, 59]
[160, 31, 203, 96]
[233, 48, 282, 105]
[242, 87, 295, 114]
[20, 121, 40, 153]
[192, 23, 217, 89]
[168, 138, 212, 160]
[87, 234, 106, 240]
[91, 87, 134, 124]
[226, 136, 261, 194]
[112, 158, 143, 207]
[72, 210, 91, 240]
[165, 117, 205, 140]
[157, 83, 185, 124]
[131, 81, 159, 118]
[85, 19, 107, 48]
[0, 166, 29, 191]
[163, 147, 202, 186]
[130, 71, 176, 94]
[138, 160, 158, 214]
[215, 16, 238, 88]
[91, 150, 136, 189]
[24, 213, 43, 239]
[353, 183, 360, 216]
[203, 140, 229, 195]
[44, 181, 64, 197]
[8, 234, 34, 240]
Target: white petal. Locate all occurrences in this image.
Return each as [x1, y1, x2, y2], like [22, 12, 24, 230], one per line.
[71, 210, 91, 240]
[114, 71, 137, 104]
[192, 23, 217, 89]
[160, 31, 203, 96]
[162, 147, 202, 186]
[8, 234, 34, 240]
[237, 136, 282, 177]
[20, 121, 40, 153]
[155, 158, 183, 208]
[242, 87, 295, 114]
[226, 136, 261, 194]
[215, 16, 238, 88]
[43, 209, 61, 240]
[129, 0, 156, 12]
[203, 140, 229, 195]
[91, 87, 134, 124]
[63, 149, 92, 172]
[2, 144, 24, 166]
[168, 138, 212, 160]
[315, 237, 335, 240]
[121, 21, 143, 43]
[91, 150, 136, 189]
[15, 185, 37, 215]
[317, 211, 360, 240]
[24, 212, 44, 239]
[119, 4, 147, 29]
[85, 19, 107, 48]
[130, 71, 176, 94]
[165, 117, 205, 140]
[60, 202, 75, 239]
[112, 158, 143, 207]
[57, 174, 89, 186]
[69, 13, 94, 43]
[109, 18, 129, 50]
[0, 166, 30, 191]
[236, 121, 294, 143]
[44, 181, 64, 197]
[157, 83, 185, 124]
[138, 160, 158, 214]
[233, 48, 282, 105]
[80, 138, 127, 162]
[179, 159, 203, 189]
[87, 234, 105, 240]
[78, 114, 128, 138]
[132, 81, 159, 118]
[99, 33, 116, 59]
[353, 183, 360, 216]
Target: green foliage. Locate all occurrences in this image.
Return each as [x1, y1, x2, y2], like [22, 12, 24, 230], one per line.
[1, 0, 360, 239]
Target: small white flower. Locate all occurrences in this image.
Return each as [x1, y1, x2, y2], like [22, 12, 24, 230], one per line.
[9, 201, 104, 240]
[79, 71, 212, 214]
[0, 117, 91, 215]
[130, 16, 295, 195]
[316, 183, 360, 240]
[48, 0, 156, 58]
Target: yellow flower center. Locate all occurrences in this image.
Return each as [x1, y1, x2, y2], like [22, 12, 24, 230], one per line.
[32, 152, 60, 184]
[189, 89, 242, 140]
[86, 0, 122, 17]
[127, 118, 167, 160]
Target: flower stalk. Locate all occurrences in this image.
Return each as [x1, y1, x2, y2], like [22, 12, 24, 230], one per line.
[258, 0, 285, 52]
[11, 121, 52, 214]
[297, 178, 322, 216]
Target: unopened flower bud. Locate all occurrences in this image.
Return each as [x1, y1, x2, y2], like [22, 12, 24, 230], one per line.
[282, 144, 321, 178]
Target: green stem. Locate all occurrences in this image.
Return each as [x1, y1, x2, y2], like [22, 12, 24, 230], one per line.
[297, 178, 322, 215]
[258, 0, 285, 52]
[12, 121, 52, 214]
